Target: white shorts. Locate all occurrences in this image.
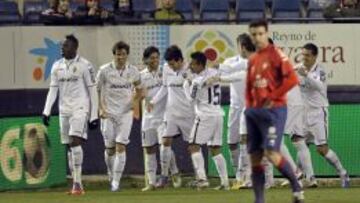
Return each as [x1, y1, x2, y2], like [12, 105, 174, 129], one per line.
[163, 115, 194, 142]
[227, 106, 241, 144]
[101, 111, 133, 148]
[284, 105, 305, 137]
[189, 115, 223, 146]
[59, 112, 88, 144]
[141, 118, 163, 147]
[239, 108, 247, 136]
[304, 107, 329, 146]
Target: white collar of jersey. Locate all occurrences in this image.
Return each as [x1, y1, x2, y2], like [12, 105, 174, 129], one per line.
[111, 61, 129, 70]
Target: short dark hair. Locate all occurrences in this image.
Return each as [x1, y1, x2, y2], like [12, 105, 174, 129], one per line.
[65, 34, 79, 49]
[249, 19, 268, 31]
[237, 33, 256, 52]
[190, 51, 207, 67]
[112, 41, 130, 55]
[164, 45, 183, 62]
[303, 43, 318, 56]
[143, 46, 160, 59]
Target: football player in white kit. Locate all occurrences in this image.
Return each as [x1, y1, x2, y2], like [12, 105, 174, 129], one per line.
[184, 52, 229, 190]
[148, 45, 195, 188]
[97, 41, 142, 192]
[42, 35, 99, 195]
[297, 43, 350, 188]
[207, 33, 255, 189]
[282, 76, 317, 188]
[140, 46, 180, 191]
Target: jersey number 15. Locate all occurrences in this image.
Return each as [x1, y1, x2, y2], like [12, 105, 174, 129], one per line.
[208, 84, 220, 105]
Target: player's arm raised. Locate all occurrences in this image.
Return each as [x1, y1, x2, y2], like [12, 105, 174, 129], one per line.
[300, 66, 327, 94]
[84, 63, 99, 128]
[42, 63, 59, 126]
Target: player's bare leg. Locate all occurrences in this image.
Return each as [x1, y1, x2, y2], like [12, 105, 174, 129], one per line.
[316, 144, 349, 188]
[157, 137, 173, 188]
[68, 137, 85, 195]
[265, 150, 304, 203]
[210, 146, 229, 190]
[142, 145, 158, 191]
[188, 144, 208, 189]
[111, 143, 127, 192]
[104, 147, 115, 183]
[292, 136, 317, 187]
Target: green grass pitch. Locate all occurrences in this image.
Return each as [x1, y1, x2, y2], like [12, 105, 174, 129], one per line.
[1, 187, 359, 203]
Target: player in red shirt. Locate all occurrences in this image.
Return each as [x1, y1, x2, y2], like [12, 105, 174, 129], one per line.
[245, 20, 304, 203]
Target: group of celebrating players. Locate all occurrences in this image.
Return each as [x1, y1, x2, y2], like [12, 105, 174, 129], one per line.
[42, 19, 350, 203]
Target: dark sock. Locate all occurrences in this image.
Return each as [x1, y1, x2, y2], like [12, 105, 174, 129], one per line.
[252, 165, 265, 203]
[276, 157, 302, 192]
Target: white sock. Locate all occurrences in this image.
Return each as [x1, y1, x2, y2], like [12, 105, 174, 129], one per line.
[325, 149, 347, 176]
[169, 149, 179, 175]
[281, 141, 297, 173]
[191, 151, 207, 181]
[145, 153, 157, 186]
[236, 144, 250, 182]
[71, 146, 83, 187]
[230, 147, 240, 175]
[104, 151, 115, 181]
[160, 145, 172, 177]
[294, 140, 315, 181]
[112, 151, 126, 187]
[67, 150, 73, 178]
[213, 154, 229, 186]
[263, 158, 274, 186]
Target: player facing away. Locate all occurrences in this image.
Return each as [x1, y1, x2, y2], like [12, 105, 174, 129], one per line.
[184, 52, 229, 190]
[207, 33, 255, 189]
[97, 41, 142, 192]
[140, 46, 180, 191]
[245, 20, 304, 203]
[148, 45, 195, 188]
[42, 35, 99, 195]
[297, 43, 350, 188]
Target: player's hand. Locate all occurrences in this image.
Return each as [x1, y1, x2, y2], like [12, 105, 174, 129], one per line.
[206, 76, 220, 85]
[147, 101, 154, 112]
[297, 67, 308, 77]
[263, 99, 274, 109]
[88, 119, 99, 130]
[42, 115, 50, 126]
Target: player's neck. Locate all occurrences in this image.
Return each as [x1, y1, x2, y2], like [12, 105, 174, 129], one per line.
[148, 66, 158, 72]
[64, 54, 76, 61]
[257, 42, 270, 51]
[304, 62, 316, 71]
[116, 63, 126, 70]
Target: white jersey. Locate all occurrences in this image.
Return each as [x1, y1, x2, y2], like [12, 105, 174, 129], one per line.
[43, 55, 98, 121]
[184, 68, 224, 117]
[97, 61, 141, 116]
[298, 63, 329, 108]
[218, 55, 248, 109]
[140, 67, 166, 130]
[151, 63, 194, 118]
[287, 64, 304, 107]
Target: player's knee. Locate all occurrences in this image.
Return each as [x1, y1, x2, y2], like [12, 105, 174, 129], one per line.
[162, 137, 172, 146]
[250, 151, 264, 165]
[188, 144, 200, 153]
[239, 134, 247, 144]
[229, 144, 238, 151]
[264, 150, 282, 166]
[106, 148, 115, 156]
[316, 145, 328, 156]
[210, 146, 221, 156]
[69, 136, 83, 147]
[116, 143, 126, 153]
[145, 145, 157, 154]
